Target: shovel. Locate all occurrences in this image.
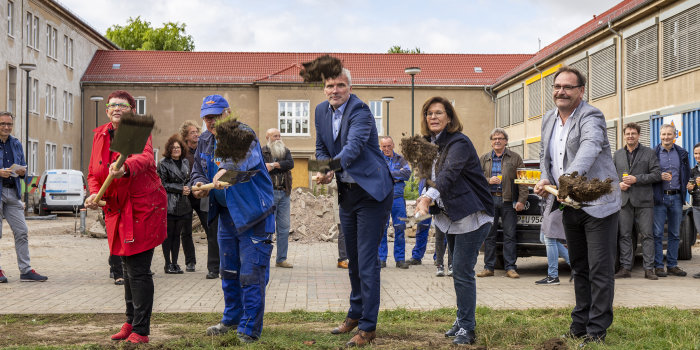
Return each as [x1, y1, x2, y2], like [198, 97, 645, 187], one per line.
[308, 159, 342, 174]
[93, 113, 155, 207]
[192, 169, 260, 191]
[399, 213, 432, 227]
[543, 185, 585, 209]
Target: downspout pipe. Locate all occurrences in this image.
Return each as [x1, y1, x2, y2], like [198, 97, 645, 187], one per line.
[80, 85, 84, 173]
[608, 21, 624, 149]
[484, 86, 496, 130]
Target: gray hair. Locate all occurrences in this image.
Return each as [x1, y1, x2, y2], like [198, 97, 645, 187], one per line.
[0, 111, 13, 119]
[342, 68, 352, 86]
[490, 128, 508, 141]
[660, 123, 676, 133]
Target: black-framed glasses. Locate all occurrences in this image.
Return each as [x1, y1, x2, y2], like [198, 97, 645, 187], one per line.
[0, 122, 13, 127]
[552, 84, 583, 92]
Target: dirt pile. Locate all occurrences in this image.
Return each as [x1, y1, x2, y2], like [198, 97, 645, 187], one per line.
[289, 188, 337, 243]
[557, 171, 613, 202]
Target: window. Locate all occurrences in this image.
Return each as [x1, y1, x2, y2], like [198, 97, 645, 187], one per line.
[45, 142, 57, 171]
[527, 141, 541, 160]
[626, 25, 658, 88]
[45, 84, 56, 118]
[28, 139, 38, 175]
[510, 88, 524, 124]
[509, 144, 524, 158]
[7, 65, 17, 114]
[569, 57, 589, 101]
[63, 35, 73, 67]
[45, 24, 57, 58]
[497, 95, 509, 127]
[26, 12, 39, 48]
[278, 100, 310, 136]
[607, 125, 617, 156]
[369, 100, 383, 135]
[30, 78, 38, 113]
[543, 73, 556, 112]
[7, 1, 14, 37]
[63, 91, 73, 122]
[590, 44, 617, 99]
[662, 4, 700, 77]
[62, 145, 72, 169]
[527, 79, 542, 118]
[135, 97, 146, 115]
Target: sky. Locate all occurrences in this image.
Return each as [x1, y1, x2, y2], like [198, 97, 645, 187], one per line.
[58, 0, 621, 54]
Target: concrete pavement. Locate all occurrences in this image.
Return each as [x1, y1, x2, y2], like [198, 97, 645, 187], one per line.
[1, 215, 699, 314]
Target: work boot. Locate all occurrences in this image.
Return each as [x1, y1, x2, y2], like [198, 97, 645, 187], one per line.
[667, 266, 687, 276]
[614, 268, 631, 278]
[346, 330, 375, 347]
[644, 269, 658, 280]
[407, 258, 422, 265]
[396, 261, 409, 269]
[337, 260, 349, 269]
[506, 269, 520, 278]
[331, 317, 359, 334]
[655, 268, 668, 277]
[476, 269, 494, 277]
[237, 332, 258, 344]
[206, 322, 235, 336]
[275, 261, 293, 268]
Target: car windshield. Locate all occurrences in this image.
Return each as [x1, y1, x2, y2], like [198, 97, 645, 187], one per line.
[45, 174, 83, 192]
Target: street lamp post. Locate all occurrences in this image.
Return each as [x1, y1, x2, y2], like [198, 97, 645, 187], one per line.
[404, 67, 421, 136]
[19, 63, 36, 212]
[381, 96, 394, 136]
[90, 96, 104, 128]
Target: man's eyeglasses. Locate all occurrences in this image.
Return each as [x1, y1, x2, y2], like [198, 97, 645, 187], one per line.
[0, 122, 13, 127]
[106, 103, 131, 110]
[552, 84, 583, 92]
[203, 114, 223, 122]
[491, 137, 506, 141]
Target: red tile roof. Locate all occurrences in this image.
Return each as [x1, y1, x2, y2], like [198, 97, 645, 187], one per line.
[494, 0, 651, 86]
[81, 51, 533, 86]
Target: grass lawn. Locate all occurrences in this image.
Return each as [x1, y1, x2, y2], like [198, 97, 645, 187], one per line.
[0, 307, 698, 349]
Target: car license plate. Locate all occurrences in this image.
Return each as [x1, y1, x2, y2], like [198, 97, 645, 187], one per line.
[52, 195, 67, 200]
[518, 215, 542, 225]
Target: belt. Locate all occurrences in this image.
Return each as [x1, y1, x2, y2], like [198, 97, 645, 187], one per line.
[664, 190, 680, 195]
[491, 192, 502, 196]
[2, 182, 15, 189]
[338, 181, 360, 190]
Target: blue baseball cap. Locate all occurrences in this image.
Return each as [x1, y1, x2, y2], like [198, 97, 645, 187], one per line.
[200, 95, 229, 118]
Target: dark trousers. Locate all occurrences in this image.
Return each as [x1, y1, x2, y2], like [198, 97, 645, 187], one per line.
[109, 254, 123, 280]
[338, 182, 392, 332]
[163, 214, 191, 265]
[435, 226, 452, 268]
[482, 196, 517, 271]
[189, 195, 219, 273]
[563, 207, 618, 338]
[337, 223, 347, 262]
[122, 248, 155, 336]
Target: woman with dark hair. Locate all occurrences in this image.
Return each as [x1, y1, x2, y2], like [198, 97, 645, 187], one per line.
[157, 135, 192, 274]
[85, 90, 166, 344]
[414, 96, 494, 346]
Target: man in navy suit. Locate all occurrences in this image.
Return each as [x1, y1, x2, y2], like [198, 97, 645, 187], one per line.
[314, 68, 392, 347]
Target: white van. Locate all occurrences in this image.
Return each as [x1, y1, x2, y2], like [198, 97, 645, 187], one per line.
[30, 169, 87, 215]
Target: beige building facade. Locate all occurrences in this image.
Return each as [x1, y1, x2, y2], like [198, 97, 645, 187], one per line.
[0, 0, 116, 180]
[493, 0, 700, 159]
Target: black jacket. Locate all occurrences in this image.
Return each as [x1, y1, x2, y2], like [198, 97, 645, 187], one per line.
[157, 157, 192, 216]
[261, 145, 294, 195]
[429, 131, 494, 221]
[690, 165, 700, 206]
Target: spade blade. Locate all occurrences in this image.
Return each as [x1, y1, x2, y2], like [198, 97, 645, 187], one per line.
[308, 159, 341, 173]
[219, 169, 260, 185]
[109, 113, 155, 156]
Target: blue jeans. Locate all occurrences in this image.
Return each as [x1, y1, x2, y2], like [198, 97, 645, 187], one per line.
[218, 208, 272, 338]
[447, 223, 491, 332]
[482, 196, 517, 270]
[273, 190, 290, 263]
[411, 218, 431, 260]
[379, 197, 407, 262]
[653, 193, 682, 268]
[540, 231, 570, 278]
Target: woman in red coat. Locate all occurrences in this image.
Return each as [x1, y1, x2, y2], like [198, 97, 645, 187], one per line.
[84, 90, 166, 344]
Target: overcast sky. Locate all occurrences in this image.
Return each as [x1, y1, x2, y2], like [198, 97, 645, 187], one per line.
[58, 0, 620, 53]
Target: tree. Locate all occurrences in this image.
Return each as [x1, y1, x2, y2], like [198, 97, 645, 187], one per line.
[106, 16, 195, 51]
[387, 45, 422, 54]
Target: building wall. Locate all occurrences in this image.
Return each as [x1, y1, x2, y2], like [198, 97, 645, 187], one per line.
[0, 0, 115, 179]
[83, 83, 496, 188]
[495, 0, 700, 158]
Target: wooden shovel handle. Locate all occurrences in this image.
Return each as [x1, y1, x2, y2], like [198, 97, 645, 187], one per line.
[93, 154, 127, 206]
[543, 185, 559, 197]
[192, 181, 231, 191]
[543, 185, 581, 208]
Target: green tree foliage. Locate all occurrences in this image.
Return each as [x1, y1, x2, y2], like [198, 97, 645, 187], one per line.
[106, 16, 195, 51]
[388, 45, 422, 54]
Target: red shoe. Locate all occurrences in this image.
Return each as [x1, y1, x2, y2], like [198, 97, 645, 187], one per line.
[110, 323, 132, 340]
[125, 332, 149, 344]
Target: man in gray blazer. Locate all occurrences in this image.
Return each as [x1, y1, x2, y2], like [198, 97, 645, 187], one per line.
[613, 122, 661, 280]
[534, 66, 620, 346]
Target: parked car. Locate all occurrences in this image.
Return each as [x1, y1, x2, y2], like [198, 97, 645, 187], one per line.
[491, 160, 696, 269]
[30, 169, 87, 215]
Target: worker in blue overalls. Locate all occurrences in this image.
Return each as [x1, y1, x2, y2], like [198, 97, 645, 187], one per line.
[378, 136, 412, 269]
[190, 95, 275, 344]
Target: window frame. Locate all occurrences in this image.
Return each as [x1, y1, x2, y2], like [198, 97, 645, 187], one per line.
[44, 141, 57, 171]
[28, 139, 38, 176]
[277, 100, 310, 136]
[7, 1, 14, 38]
[368, 100, 383, 135]
[62, 145, 72, 169]
[135, 97, 146, 115]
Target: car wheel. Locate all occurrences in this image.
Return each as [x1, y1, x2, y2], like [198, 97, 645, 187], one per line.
[678, 214, 693, 260]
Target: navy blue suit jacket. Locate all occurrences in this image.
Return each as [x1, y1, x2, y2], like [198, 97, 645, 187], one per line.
[315, 94, 392, 202]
